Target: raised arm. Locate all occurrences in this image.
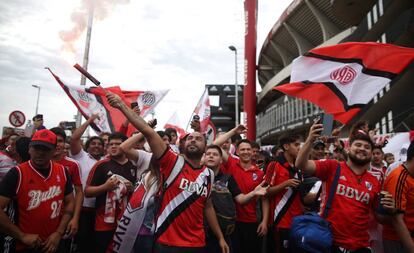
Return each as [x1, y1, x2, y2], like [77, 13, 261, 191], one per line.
[70, 114, 99, 156]
[106, 93, 166, 159]
[295, 122, 323, 175]
[120, 133, 145, 162]
[213, 125, 246, 162]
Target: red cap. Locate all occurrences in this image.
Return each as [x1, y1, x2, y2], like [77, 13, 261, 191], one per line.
[179, 132, 190, 141]
[30, 129, 57, 149]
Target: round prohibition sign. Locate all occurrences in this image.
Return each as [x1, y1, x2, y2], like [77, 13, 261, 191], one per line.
[9, 110, 26, 127]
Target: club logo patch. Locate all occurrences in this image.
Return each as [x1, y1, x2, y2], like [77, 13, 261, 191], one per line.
[252, 173, 258, 181]
[330, 65, 357, 85]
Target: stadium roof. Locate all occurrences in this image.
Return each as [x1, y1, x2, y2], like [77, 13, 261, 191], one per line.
[256, 0, 372, 111]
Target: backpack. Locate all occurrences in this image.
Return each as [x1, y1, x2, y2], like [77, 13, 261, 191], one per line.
[289, 164, 341, 253]
[211, 174, 236, 236]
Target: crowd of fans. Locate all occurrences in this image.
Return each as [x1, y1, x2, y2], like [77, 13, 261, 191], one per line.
[0, 91, 412, 253]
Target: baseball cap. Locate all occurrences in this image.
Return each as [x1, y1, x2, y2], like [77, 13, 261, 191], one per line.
[32, 114, 43, 121]
[313, 140, 326, 148]
[30, 129, 57, 150]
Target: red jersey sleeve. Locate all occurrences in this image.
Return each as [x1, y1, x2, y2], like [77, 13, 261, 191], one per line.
[158, 148, 179, 180]
[314, 159, 338, 181]
[222, 155, 238, 174]
[264, 161, 277, 185]
[68, 161, 82, 186]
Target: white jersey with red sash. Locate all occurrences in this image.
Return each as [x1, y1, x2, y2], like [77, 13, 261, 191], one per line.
[15, 161, 67, 250]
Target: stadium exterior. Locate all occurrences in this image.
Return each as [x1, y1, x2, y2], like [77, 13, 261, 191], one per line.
[256, 0, 414, 145]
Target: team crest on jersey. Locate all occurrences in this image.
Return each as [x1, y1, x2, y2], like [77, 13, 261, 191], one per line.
[56, 175, 61, 183]
[365, 181, 372, 191]
[252, 173, 258, 181]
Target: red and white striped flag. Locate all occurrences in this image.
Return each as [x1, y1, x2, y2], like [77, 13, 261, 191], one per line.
[274, 42, 414, 124]
[164, 112, 186, 138]
[48, 68, 169, 135]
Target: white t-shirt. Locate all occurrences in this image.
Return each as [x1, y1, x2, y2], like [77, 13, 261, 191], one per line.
[71, 149, 101, 208]
[134, 149, 153, 180]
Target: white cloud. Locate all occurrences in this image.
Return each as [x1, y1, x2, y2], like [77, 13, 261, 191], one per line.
[0, 0, 291, 134]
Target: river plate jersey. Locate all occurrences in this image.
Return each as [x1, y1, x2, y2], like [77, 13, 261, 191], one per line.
[155, 148, 213, 247]
[315, 159, 380, 250]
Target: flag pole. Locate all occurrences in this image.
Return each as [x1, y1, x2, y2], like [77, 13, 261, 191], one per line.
[76, 5, 94, 128]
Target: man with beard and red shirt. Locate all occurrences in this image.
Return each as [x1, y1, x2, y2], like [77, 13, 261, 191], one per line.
[264, 134, 303, 253]
[214, 125, 269, 253]
[0, 129, 75, 253]
[50, 127, 84, 247]
[106, 92, 229, 253]
[295, 122, 397, 253]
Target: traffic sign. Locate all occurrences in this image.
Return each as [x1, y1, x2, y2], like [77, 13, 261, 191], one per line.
[9, 111, 26, 127]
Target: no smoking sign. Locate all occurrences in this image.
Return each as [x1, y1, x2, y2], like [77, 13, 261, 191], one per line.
[9, 111, 26, 127]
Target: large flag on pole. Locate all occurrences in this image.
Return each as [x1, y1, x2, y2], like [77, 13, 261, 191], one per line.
[48, 68, 169, 134]
[274, 42, 414, 124]
[164, 112, 186, 138]
[88, 88, 169, 136]
[47, 68, 114, 133]
[189, 88, 216, 144]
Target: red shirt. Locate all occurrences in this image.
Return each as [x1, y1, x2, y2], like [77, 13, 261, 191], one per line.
[87, 158, 136, 231]
[264, 159, 303, 229]
[314, 160, 380, 250]
[223, 155, 264, 223]
[57, 156, 82, 186]
[15, 161, 68, 250]
[155, 148, 213, 247]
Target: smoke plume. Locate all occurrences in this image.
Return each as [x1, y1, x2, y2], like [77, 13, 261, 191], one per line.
[59, 0, 129, 53]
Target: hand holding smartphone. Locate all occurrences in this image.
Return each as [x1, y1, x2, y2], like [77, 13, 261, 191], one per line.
[315, 113, 334, 136]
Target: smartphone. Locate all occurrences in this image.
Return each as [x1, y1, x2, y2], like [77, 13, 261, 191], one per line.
[131, 102, 138, 108]
[318, 113, 334, 136]
[63, 121, 76, 130]
[193, 115, 200, 121]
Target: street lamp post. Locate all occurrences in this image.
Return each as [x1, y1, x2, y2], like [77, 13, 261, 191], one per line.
[229, 45, 239, 126]
[32, 84, 41, 115]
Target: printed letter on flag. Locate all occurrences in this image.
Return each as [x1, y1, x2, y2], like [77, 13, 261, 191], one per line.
[274, 42, 414, 124]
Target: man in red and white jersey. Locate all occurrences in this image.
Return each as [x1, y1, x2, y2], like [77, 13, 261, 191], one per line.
[106, 92, 229, 253]
[370, 146, 387, 184]
[214, 125, 269, 253]
[296, 122, 397, 253]
[50, 127, 84, 243]
[69, 114, 104, 253]
[0, 129, 75, 253]
[264, 134, 303, 253]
